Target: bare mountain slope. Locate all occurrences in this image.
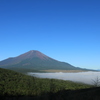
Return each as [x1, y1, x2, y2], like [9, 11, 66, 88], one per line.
[0, 50, 50, 66]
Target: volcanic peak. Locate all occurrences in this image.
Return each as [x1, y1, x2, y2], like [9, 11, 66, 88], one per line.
[17, 50, 49, 60]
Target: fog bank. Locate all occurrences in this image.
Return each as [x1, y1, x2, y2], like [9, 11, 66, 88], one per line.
[28, 71, 100, 85]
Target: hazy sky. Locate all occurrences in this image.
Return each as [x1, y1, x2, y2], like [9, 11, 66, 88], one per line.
[0, 0, 100, 70]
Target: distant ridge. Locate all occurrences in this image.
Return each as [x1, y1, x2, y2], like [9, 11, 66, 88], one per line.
[0, 50, 85, 72]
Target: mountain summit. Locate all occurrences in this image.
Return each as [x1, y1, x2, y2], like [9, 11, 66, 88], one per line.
[16, 50, 50, 60]
[0, 50, 82, 72]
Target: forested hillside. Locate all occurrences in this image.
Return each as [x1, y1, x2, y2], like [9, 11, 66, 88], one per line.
[1, 68, 100, 100]
[0, 68, 91, 96]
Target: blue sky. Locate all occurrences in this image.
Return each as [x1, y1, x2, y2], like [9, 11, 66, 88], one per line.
[0, 0, 100, 70]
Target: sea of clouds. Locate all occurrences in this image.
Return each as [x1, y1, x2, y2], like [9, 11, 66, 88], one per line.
[27, 71, 100, 85]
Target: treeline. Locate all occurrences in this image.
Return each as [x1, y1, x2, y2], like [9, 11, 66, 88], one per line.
[0, 68, 91, 96]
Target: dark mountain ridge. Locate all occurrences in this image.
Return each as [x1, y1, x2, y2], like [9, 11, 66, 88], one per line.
[0, 50, 85, 72]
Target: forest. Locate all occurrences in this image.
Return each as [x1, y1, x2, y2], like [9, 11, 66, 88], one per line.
[0, 68, 100, 100]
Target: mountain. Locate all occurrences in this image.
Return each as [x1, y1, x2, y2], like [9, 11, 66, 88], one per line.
[0, 50, 84, 72]
[0, 50, 50, 66]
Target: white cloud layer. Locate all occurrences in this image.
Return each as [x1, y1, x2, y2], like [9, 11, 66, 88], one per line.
[28, 71, 100, 85]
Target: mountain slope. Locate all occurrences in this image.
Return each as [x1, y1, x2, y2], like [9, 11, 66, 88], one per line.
[1, 68, 100, 100]
[0, 50, 83, 72]
[0, 67, 91, 97]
